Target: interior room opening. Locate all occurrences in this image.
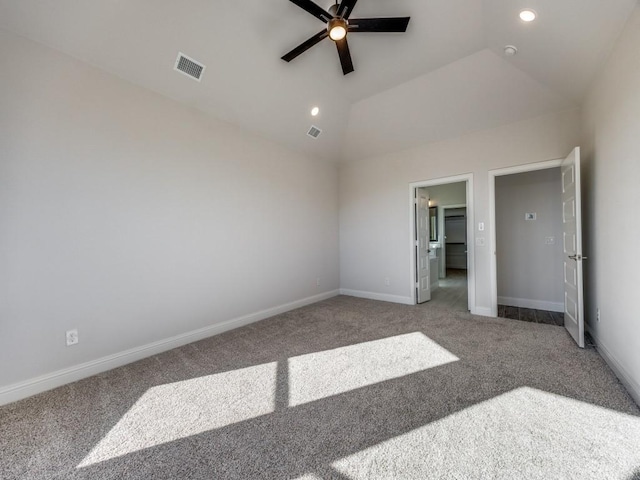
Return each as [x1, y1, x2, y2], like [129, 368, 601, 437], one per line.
[415, 181, 469, 312]
[495, 168, 564, 326]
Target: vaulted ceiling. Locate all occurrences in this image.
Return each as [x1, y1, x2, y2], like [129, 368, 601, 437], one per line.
[0, 0, 636, 162]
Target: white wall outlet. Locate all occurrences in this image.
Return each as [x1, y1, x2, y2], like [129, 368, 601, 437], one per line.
[545, 236, 556, 245]
[66, 329, 79, 346]
[384, 277, 391, 286]
[316, 277, 321, 287]
[476, 237, 485, 246]
[596, 308, 601, 322]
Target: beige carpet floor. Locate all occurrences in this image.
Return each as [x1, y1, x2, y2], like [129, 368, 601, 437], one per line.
[1, 295, 639, 479]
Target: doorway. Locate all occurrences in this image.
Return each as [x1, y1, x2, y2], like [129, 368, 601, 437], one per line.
[494, 168, 564, 325]
[440, 204, 468, 311]
[409, 174, 475, 313]
[488, 149, 585, 348]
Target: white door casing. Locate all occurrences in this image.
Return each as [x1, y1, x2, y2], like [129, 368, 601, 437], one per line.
[561, 147, 585, 348]
[416, 188, 431, 304]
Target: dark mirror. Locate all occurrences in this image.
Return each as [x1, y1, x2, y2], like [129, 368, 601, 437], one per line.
[429, 206, 438, 241]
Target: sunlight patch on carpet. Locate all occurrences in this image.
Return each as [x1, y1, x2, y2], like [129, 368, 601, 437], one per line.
[77, 362, 277, 468]
[331, 387, 640, 479]
[288, 332, 459, 406]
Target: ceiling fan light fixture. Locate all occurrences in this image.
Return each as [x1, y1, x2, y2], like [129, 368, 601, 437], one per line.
[328, 17, 348, 41]
[329, 25, 347, 41]
[281, 0, 411, 76]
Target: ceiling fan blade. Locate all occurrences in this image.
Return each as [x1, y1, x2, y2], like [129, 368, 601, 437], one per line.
[348, 17, 410, 33]
[282, 30, 329, 62]
[337, 0, 358, 19]
[288, 0, 332, 23]
[335, 38, 354, 75]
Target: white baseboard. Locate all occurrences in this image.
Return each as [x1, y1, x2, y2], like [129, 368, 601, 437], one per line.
[585, 324, 640, 407]
[339, 289, 413, 305]
[498, 296, 564, 312]
[0, 289, 340, 407]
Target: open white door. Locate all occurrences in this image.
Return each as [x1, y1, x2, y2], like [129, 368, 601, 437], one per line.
[561, 147, 585, 348]
[416, 188, 431, 304]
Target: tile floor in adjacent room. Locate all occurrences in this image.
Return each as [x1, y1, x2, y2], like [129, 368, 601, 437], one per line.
[426, 268, 563, 327]
[427, 269, 469, 313]
[498, 305, 564, 327]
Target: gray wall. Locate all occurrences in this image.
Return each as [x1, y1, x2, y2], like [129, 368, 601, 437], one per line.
[581, 6, 640, 403]
[0, 31, 339, 394]
[495, 168, 564, 310]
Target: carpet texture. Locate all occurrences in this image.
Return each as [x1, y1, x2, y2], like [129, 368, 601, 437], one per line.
[1, 296, 639, 479]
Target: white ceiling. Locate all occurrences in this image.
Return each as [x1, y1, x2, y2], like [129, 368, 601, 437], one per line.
[0, 0, 636, 162]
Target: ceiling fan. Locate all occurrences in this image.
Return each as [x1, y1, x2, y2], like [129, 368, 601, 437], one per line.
[281, 0, 410, 75]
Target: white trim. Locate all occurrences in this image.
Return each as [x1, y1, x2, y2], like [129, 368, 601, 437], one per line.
[488, 158, 564, 317]
[586, 325, 640, 406]
[0, 290, 340, 407]
[498, 296, 564, 312]
[340, 289, 413, 305]
[473, 307, 493, 317]
[409, 174, 476, 314]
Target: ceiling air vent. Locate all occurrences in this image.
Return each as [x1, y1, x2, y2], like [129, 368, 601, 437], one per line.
[307, 125, 322, 139]
[174, 52, 205, 82]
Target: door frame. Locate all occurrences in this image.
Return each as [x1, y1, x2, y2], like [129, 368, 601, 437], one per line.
[409, 173, 475, 312]
[488, 158, 563, 317]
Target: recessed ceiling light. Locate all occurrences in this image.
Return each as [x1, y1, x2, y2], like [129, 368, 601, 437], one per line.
[519, 9, 537, 22]
[311, 106, 320, 116]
